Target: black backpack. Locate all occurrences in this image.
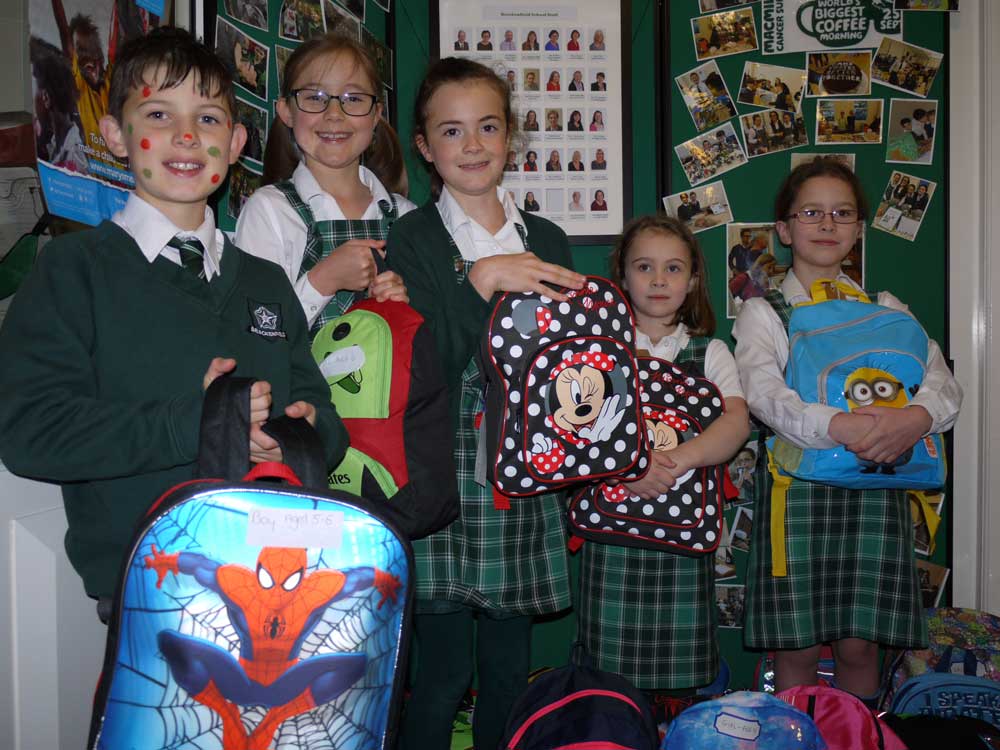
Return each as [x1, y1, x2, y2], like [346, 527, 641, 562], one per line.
[482, 276, 649, 500]
[499, 645, 660, 750]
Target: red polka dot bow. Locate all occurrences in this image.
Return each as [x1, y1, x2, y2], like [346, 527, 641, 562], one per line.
[550, 351, 617, 379]
[644, 409, 688, 432]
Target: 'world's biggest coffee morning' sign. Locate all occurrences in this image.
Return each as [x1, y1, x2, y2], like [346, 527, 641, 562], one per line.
[762, 0, 902, 54]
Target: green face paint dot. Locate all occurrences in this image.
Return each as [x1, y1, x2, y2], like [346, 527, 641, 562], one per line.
[127, 123, 133, 135]
[142, 168, 152, 178]
[207, 146, 221, 158]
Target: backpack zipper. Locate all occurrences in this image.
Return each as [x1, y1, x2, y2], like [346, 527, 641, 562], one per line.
[507, 689, 645, 749]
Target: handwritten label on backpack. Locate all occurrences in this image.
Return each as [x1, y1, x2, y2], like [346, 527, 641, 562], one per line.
[247, 508, 345, 548]
[714, 712, 761, 741]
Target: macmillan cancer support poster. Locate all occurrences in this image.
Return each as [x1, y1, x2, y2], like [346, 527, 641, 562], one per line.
[762, 0, 903, 54]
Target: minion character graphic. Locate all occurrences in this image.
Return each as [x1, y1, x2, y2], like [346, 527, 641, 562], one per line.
[843, 367, 920, 474]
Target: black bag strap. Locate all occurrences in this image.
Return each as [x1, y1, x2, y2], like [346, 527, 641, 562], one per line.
[197, 374, 326, 487]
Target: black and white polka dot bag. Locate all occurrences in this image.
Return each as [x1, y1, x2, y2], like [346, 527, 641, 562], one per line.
[481, 277, 649, 499]
[567, 357, 725, 554]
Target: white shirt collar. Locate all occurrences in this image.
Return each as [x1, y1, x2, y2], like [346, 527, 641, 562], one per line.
[781, 268, 859, 305]
[436, 186, 527, 261]
[635, 323, 689, 361]
[291, 162, 393, 220]
[112, 194, 222, 279]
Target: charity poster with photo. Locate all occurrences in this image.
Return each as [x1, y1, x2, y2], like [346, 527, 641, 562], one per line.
[437, 0, 629, 241]
[28, 0, 163, 225]
[760, 0, 903, 55]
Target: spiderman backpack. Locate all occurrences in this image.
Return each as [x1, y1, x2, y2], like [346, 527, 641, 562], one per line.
[88, 376, 413, 750]
[567, 357, 726, 554]
[482, 276, 648, 499]
[310, 291, 458, 539]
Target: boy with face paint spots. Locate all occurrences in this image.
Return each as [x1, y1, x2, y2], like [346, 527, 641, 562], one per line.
[0, 27, 347, 617]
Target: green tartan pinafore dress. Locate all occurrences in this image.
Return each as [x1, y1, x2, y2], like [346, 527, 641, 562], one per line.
[743, 290, 926, 650]
[272, 180, 398, 333]
[577, 337, 719, 690]
[412, 231, 572, 617]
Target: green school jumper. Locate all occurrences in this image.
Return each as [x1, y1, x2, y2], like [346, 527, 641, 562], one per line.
[387, 203, 572, 616]
[0, 221, 347, 598]
[577, 337, 719, 690]
[743, 290, 926, 650]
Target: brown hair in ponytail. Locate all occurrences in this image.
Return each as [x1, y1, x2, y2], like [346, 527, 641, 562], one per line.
[262, 32, 407, 195]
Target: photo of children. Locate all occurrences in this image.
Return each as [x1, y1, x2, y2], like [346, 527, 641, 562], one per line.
[224, 0, 268, 32]
[700, 0, 758, 10]
[715, 518, 737, 581]
[216, 17, 269, 100]
[727, 440, 757, 504]
[737, 61, 805, 112]
[909, 490, 946, 556]
[29, 36, 90, 176]
[361, 26, 393, 89]
[235, 97, 268, 166]
[806, 51, 872, 97]
[873, 171, 937, 241]
[278, 0, 323, 42]
[691, 8, 758, 61]
[815, 99, 883, 144]
[676, 60, 738, 132]
[675, 122, 748, 186]
[323, 0, 361, 39]
[662, 180, 733, 234]
[791, 152, 855, 171]
[275, 43, 295, 88]
[725, 223, 784, 318]
[915, 560, 950, 607]
[730, 507, 753, 553]
[740, 109, 808, 157]
[716, 585, 746, 629]
[894, 0, 958, 10]
[227, 161, 263, 220]
[872, 37, 943, 97]
[886, 99, 938, 164]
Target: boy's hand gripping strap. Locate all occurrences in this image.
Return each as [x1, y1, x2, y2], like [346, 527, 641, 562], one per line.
[767, 448, 792, 577]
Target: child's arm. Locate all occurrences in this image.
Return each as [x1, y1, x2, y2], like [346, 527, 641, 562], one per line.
[467, 252, 584, 302]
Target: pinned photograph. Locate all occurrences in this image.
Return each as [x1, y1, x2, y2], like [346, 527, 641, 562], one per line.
[662, 180, 733, 234]
[715, 518, 737, 581]
[791, 152, 856, 171]
[716, 585, 746, 629]
[737, 61, 805, 112]
[323, 0, 361, 39]
[886, 99, 938, 164]
[916, 559, 950, 608]
[727, 439, 758, 505]
[224, 0, 268, 32]
[806, 50, 872, 96]
[739, 109, 808, 157]
[725, 223, 784, 318]
[227, 161, 263, 221]
[275, 44, 295, 89]
[872, 37, 943, 97]
[674, 122, 748, 186]
[873, 171, 937, 241]
[339, 0, 366, 22]
[676, 60, 738, 132]
[816, 99, 884, 144]
[235, 97, 268, 167]
[691, 8, 759, 61]
[361, 26, 393, 89]
[729, 506, 753, 553]
[700, 0, 758, 10]
[279, 0, 324, 42]
[894, 0, 958, 9]
[909, 490, 946, 556]
[216, 18, 269, 100]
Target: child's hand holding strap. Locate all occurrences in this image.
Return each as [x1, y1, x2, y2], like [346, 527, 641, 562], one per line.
[307, 239, 387, 295]
[249, 401, 318, 463]
[468, 252, 585, 302]
[843, 404, 932, 465]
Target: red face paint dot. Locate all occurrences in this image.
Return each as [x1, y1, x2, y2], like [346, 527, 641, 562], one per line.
[226, 119, 231, 129]
[211, 174, 221, 184]
[142, 86, 151, 97]
[183, 133, 193, 141]
[140, 138, 151, 150]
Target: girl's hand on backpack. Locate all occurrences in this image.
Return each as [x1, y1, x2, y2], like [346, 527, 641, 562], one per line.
[621, 450, 681, 500]
[829, 411, 876, 447]
[308, 239, 387, 295]
[468, 252, 585, 301]
[369, 270, 409, 303]
[845, 404, 932, 465]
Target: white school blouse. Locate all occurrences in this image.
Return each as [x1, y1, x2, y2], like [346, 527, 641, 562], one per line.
[234, 163, 416, 325]
[635, 325, 744, 402]
[437, 185, 528, 261]
[732, 269, 962, 450]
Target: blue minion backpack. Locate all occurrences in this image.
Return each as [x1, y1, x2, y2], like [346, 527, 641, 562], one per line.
[765, 279, 946, 573]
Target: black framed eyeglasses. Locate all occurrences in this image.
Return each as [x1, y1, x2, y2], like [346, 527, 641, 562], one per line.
[786, 208, 861, 224]
[290, 89, 378, 116]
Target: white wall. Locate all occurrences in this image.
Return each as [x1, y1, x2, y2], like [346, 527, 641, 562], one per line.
[0, 0, 31, 114]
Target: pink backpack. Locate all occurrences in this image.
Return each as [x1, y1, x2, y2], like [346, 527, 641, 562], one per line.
[777, 685, 907, 750]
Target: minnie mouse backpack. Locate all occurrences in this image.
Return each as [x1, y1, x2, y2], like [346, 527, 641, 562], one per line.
[567, 357, 726, 554]
[481, 277, 648, 499]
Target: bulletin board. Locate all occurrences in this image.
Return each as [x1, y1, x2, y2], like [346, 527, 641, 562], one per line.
[661, 0, 952, 690]
[206, 0, 396, 233]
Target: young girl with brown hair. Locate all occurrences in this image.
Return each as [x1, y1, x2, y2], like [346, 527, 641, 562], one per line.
[577, 215, 749, 700]
[235, 33, 409, 330]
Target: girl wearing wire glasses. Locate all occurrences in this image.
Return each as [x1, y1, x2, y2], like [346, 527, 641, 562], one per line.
[235, 33, 412, 334]
[732, 157, 961, 704]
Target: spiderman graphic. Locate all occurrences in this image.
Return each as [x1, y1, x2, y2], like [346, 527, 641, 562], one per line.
[144, 545, 402, 750]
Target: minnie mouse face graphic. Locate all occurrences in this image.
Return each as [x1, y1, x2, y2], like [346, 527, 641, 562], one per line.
[551, 359, 612, 433]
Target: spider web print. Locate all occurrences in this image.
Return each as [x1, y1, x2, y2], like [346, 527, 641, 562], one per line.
[96, 488, 409, 750]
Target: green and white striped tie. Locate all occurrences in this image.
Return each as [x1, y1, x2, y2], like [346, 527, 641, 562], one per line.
[167, 236, 206, 280]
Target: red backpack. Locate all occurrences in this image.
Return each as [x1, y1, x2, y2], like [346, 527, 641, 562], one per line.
[777, 685, 907, 750]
